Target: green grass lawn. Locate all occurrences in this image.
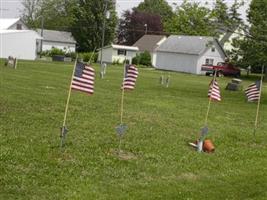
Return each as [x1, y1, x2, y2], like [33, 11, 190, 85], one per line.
[0, 60, 266, 200]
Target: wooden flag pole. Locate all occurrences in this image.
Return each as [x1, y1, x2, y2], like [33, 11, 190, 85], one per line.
[120, 86, 125, 125]
[118, 59, 127, 154]
[204, 70, 217, 126]
[253, 66, 264, 135]
[60, 57, 78, 148]
[196, 71, 217, 152]
[89, 47, 96, 65]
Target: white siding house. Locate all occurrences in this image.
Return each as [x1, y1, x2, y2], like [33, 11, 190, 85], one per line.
[0, 30, 42, 60]
[154, 35, 226, 74]
[133, 35, 167, 66]
[0, 18, 28, 30]
[37, 29, 76, 52]
[98, 44, 139, 64]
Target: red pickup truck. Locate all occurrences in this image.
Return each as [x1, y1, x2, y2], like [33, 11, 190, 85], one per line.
[201, 62, 241, 77]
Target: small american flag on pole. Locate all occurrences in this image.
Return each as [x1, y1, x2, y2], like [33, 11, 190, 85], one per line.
[208, 79, 221, 101]
[245, 81, 261, 102]
[122, 65, 138, 90]
[71, 62, 95, 94]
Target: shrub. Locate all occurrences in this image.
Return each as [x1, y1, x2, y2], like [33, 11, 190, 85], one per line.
[132, 51, 151, 66]
[139, 51, 151, 66]
[132, 54, 141, 65]
[112, 59, 120, 65]
[39, 50, 50, 57]
[65, 52, 77, 60]
[49, 48, 65, 56]
[79, 52, 98, 63]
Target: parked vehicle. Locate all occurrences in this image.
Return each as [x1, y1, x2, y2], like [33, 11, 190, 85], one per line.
[201, 62, 241, 77]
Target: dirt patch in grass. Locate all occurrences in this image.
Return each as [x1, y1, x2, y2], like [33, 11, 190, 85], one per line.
[108, 148, 138, 160]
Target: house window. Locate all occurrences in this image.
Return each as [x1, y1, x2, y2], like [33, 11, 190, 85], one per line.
[205, 59, 214, 66]
[117, 49, 126, 56]
[16, 24, 22, 30]
[211, 47, 215, 52]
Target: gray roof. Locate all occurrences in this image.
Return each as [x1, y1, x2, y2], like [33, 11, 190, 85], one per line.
[133, 35, 166, 52]
[156, 35, 216, 55]
[37, 29, 76, 44]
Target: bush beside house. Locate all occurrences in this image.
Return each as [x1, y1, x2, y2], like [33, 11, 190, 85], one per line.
[132, 51, 151, 67]
[39, 47, 98, 63]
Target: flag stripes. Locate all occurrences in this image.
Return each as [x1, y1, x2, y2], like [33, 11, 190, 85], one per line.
[122, 65, 138, 90]
[71, 62, 95, 94]
[245, 81, 261, 102]
[208, 79, 221, 101]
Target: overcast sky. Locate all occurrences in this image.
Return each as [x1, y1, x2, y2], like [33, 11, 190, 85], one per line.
[0, 0, 250, 21]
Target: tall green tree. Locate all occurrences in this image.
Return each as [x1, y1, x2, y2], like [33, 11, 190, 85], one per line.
[71, 0, 117, 51]
[21, 0, 77, 30]
[21, 0, 42, 28]
[164, 1, 214, 36]
[232, 0, 267, 75]
[211, 0, 239, 36]
[211, 0, 229, 27]
[135, 0, 174, 23]
[39, 0, 77, 30]
[228, 0, 244, 26]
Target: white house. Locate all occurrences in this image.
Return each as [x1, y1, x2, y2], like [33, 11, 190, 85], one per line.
[133, 34, 167, 66]
[0, 30, 42, 60]
[98, 44, 139, 64]
[0, 18, 28, 30]
[154, 35, 226, 74]
[36, 29, 76, 52]
[0, 18, 42, 60]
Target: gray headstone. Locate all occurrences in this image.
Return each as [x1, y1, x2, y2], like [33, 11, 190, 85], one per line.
[226, 83, 242, 91]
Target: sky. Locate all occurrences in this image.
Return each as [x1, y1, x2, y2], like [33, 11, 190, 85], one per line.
[0, 0, 251, 21]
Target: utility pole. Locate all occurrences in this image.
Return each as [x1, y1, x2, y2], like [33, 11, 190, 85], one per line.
[100, 0, 109, 67]
[39, 16, 44, 57]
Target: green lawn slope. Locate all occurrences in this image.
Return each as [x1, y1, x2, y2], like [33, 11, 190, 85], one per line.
[0, 60, 266, 200]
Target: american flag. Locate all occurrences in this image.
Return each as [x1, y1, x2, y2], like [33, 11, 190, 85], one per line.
[208, 79, 221, 101]
[71, 62, 95, 94]
[245, 81, 261, 102]
[122, 65, 138, 90]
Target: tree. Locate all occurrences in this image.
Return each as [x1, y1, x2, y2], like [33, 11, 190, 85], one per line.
[118, 10, 163, 45]
[21, 0, 77, 30]
[135, 0, 174, 23]
[232, 0, 267, 76]
[211, 0, 229, 27]
[38, 0, 77, 30]
[228, 0, 244, 26]
[210, 0, 232, 36]
[21, 0, 42, 28]
[21, 0, 117, 52]
[71, 0, 117, 51]
[164, 1, 214, 36]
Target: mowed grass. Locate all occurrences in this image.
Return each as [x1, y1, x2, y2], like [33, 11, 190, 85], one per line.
[0, 60, 267, 200]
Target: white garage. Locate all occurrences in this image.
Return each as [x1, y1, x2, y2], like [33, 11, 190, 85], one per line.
[98, 44, 139, 64]
[0, 30, 42, 60]
[154, 35, 226, 74]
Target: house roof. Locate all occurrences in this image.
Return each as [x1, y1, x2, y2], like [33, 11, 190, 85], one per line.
[133, 35, 166, 52]
[37, 29, 76, 44]
[112, 44, 139, 51]
[156, 35, 222, 55]
[0, 30, 42, 39]
[0, 18, 20, 30]
[100, 44, 139, 51]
